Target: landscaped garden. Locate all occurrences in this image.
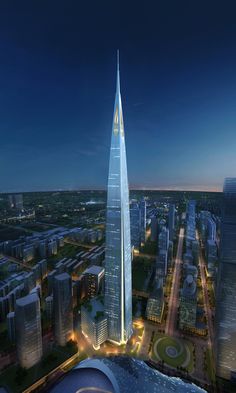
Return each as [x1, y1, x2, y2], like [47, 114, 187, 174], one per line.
[151, 333, 194, 373]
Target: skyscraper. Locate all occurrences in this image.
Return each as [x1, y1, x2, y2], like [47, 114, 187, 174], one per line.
[104, 52, 132, 345]
[15, 293, 42, 368]
[130, 202, 141, 249]
[215, 178, 236, 380]
[168, 204, 175, 241]
[140, 198, 147, 244]
[53, 272, 73, 346]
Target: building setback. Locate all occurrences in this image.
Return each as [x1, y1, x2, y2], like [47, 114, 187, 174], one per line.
[104, 52, 132, 344]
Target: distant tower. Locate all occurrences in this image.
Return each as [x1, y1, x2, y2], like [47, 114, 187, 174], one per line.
[168, 204, 175, 241]
[8, 194, 23, 210]
[15, 293, 42, 368]
[130, 202, 141, 249]
[215, 178, 236, 380]
[150, 215, 158, 242]
[140, 198, 147, 244]
[104, 52, 132, 344]
[53, 273, 73, 346]
[7, 311, 15, 343]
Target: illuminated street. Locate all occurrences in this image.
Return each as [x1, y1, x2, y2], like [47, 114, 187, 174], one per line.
[165, 227, 185, 336]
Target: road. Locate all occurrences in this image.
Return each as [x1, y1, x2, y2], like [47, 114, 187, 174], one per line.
[196, 231, 214, 349]
[22, 351, 80, 393]
[165, 227, 185, 336]
[2, 254, 32, 271]
[64, 239, 95, 250]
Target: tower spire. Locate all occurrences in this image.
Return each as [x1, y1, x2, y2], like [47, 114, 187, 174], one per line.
[116, 49, 120, 93]
[117, 49, 119, 71]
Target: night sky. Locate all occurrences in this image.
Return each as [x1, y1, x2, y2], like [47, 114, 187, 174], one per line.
[1, 1, 236, 192]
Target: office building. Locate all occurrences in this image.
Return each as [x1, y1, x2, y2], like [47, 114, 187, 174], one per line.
[146, 282, 164, 323]
[158, 227, 169, 251]
[104, 53, 132, 344]
[7, 311, 15, 343]
[150, 215, 158, 242]
[140, 198, 146, 244]
[45, 295, 53, 320]
[15, 293, 42, 368]
[130, 202, 141, 249]
[81, 297, 108, 350]
[215, 178, 236, 380]
[168, 204, 175, 241]
[8, 194, 23, 210]
[82, 265, 105, 298]
[156, 250, 168, 278]
[53, 273, 73, 346]
[179, 275, 197, 330]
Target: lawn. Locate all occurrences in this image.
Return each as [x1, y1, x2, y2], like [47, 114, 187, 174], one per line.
[151, 333, 194, 373]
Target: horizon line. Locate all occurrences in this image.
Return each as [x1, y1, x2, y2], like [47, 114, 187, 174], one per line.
[0, 186, 222, 194]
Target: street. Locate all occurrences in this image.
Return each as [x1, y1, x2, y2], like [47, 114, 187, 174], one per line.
[165, 227, 185, 336]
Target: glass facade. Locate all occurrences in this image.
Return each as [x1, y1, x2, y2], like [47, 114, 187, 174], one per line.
[53, 272, 73, 346]
[104, 56, 132, 344]
[130, 202, 141, 249]
[215, 178, 236, 380]
[15, 293, 42, 369]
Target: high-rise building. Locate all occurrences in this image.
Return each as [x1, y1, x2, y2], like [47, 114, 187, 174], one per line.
[15, 293, 42, 368]
[53, 272, 73, 346]
[146, 281, 164, 323]
[158, 227, 169, 251]
[140, 198, 147, 244]
[168, 204, 175, 241]
[7, 311, 15, 343]
[45, 295, 53, 320]
[215, 178, 236, 380]
[104, 53, 132, 345]
[82, 265, 105, 298]
[150, 215, 158, 242]
[81, 297, 108, 350]
[130, 202, 141, 249]
[8, 194, 23, 210]
[179, 275, 197, 330]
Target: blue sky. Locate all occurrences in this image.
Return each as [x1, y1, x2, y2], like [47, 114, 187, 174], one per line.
[1, 0, 236, 192]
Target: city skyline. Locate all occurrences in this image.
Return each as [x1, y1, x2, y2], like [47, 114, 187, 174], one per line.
[1, 2, 236, 192]
[1, 2, 236, 392]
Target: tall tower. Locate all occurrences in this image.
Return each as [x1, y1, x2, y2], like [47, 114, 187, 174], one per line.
[140, 197, 147, 245]
[104, 52, 132, 344]
[15, 293, 42, 369]
[215, 178, 236, 380]
[53, 272, 73, 346]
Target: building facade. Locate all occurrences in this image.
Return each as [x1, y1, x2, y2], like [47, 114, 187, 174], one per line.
[130, 202, 141, 250]
[168, 204, 175, 241]
[53, 272, 73, 346]
[215, 178, 236, 380]
[140, 198, 146, 244]
[104, 53, 132, 344]
[15, 293, 42, 368]
[81, 298, 108, 350]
